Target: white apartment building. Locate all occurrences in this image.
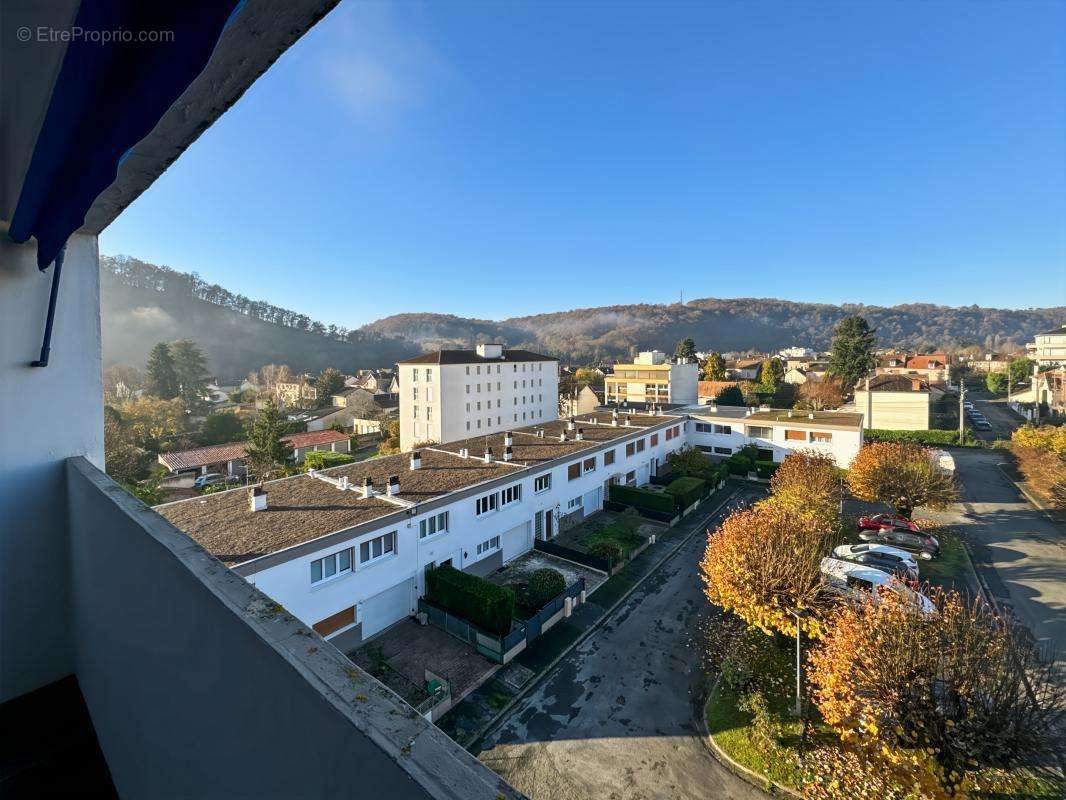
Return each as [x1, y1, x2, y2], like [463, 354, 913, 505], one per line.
[1027, 324, 1066, 367]
[157, 411, 684, 650]
[604, 350, 699, 406]
[398, 344, 559, 452]
[683, 404, 864, 466]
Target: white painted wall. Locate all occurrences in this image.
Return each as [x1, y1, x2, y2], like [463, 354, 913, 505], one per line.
[0, 234, 103, 701]
[689, 414, 862, 467]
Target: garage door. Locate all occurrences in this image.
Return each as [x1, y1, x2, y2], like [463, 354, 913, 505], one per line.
[582, 487, 602, 513]
[360, 578, 414, 639]
[501, 522, 530, 563]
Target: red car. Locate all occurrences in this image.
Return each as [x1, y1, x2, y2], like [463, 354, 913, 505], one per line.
[857, 513, 920, 533]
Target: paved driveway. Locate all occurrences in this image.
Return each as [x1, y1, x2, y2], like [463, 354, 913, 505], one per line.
[478, 489, 765, 800]
[968, 390, 1024, 442]
[938, 448, 1065, 659]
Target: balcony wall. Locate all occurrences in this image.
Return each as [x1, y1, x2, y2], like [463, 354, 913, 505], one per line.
[66, 457, 521, 800]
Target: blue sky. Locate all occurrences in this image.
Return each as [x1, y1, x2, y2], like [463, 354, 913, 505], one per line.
[100, 0, 1065, 326]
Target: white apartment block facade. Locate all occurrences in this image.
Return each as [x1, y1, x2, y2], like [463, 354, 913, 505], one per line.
[1027, 325, 1066, 367]
[398, 344, 559, 452]
[604, 350, 699, 406]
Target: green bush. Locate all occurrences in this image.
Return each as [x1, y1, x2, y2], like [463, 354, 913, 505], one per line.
[864, 428, 961, 446]
[425, 565, 515, 635]
[528, 568, 566, 607]
[608, 484, 675, 514]
[755, 460, 778, 479]
[664, 476, 707, 510]
[303, 450, 357, 470]
[725, 452, 754, 475]
[589, 540, 623, 562]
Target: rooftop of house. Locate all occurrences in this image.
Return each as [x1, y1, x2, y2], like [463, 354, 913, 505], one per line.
[728, 358, 764, 369]
[697, 380, 742, 397]
[1036, 325, 1066, 337]
[158, 430, 349, 472]
[156, 411, 677, 567]
[398, 348, 555, 365]
[681, 404, 864, 430]
[859, 374, 933, 393]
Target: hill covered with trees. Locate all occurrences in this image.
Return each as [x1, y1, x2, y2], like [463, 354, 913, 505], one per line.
[102, 254, 1063, 373]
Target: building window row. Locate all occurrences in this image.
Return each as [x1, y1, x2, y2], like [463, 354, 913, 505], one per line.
[419, 511, 449, 539]
[477, 535, 501, 555]
[475, 483, 522, 515]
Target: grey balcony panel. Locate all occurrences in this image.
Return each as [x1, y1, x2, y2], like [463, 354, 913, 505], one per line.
[66, 457, 522, 800]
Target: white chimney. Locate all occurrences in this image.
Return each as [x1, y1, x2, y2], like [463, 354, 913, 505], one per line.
[362, 476, 374, 498]
[387, 475, 400, 496]
[249, 485, 267, 512]
[787, 410, 793, 418]
[484, 447, 494, 463]
[567, 417, 576, 431]
[504, 446, 513, 462]
[710, 402, 718, 412]
[536, 428, 545, 438]
[459, 447, 469, 459]
[504, 431, 514, 447]
[476, 343, 504, 359]
[808, 412, 815, 420]
[340, 476, 349, 490]
[611, 409, 619, 426]
[559, 432, 568, 442]
[576, 428, 584, 441]
[410, 450, 422, 470]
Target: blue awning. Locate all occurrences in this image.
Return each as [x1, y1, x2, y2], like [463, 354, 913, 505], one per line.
[9, 0, 243, 269]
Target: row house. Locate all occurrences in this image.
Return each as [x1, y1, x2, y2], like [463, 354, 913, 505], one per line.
[157, 430, 351, 477]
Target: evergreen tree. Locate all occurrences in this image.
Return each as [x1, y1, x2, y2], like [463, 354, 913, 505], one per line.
[170, 339, 210, 411]
[675, 338, 697, 361]
[314, 367, 345, 407]
[244, 398, 292, 480]
[758, 357, 784, 393]
[144, 342, 180, 399]
[715, 385, 745, 406]
[701, 351, 726, 381]
[828, 315, 877, 389]
[200, 411, 244, 445]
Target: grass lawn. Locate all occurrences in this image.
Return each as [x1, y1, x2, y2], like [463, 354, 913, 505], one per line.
[919, 529, 970, 591]
[705, 677, 1062, 798]
[582, 518, 645, 558]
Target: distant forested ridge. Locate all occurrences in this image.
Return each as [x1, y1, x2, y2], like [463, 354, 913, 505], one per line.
[102, 255, 1063, 375]
[100, 255, 419, 378]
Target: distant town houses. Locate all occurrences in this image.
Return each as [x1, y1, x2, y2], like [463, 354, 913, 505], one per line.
[157, 429, 352, 478]
[275, 378, 317, 408]
[849, 374, 942, 431]
[723, 357, 763, 381]
[874, 351, 952, 386]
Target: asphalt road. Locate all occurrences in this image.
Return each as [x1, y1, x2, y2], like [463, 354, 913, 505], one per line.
[967, 390, 1025, 442]
[478, 489, 765, 800]
[938, 447, 1065, 660]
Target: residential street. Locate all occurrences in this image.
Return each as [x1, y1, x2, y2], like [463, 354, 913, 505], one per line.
[939, 448, 1065, 659]
[478, 489, 765, 800]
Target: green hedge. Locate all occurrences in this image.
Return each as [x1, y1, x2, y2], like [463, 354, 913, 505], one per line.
[303, 450, 357, 469]
[425, 565, 514, 635]
[528, 568, 565, 608]
[755, 460, 779, 479]
[664, 476, 707, 510]
[864, 429, 960, 446]
[725, 452, 754, 475]
[608, 483, 675, 514]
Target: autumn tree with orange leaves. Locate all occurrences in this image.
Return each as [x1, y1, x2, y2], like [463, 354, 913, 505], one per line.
[767, 450, 844, 525]
[846, 441, 956, 518]
[808, 589, 1065, 799]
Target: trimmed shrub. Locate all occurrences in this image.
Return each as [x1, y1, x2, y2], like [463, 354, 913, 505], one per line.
[725, 452, 754, 475]
[608, 483, 675, 514]
[425, 565, 514, 635]
[303, 450, 357, 470]
[528, 568, 566, 608]
[664, 476, 706, 510]
[755, 460, 778, 479]
[589, 540, 622, 562]
[864, 428, 961, 446]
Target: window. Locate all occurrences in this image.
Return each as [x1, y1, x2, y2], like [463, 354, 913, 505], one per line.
[412, 387, 419, 401]
[426, 406, 433, 421]
[625, 470, 636, 484]
[476, 535, 501, 556]
[358, 532, 395, 566]
[650, 434, 658, 446]
[311, 547, 353, 584]
[466, 421, 470, 430]
[747, 425, 772, 438]
[465, 385, 470, 394]
[425, 369, 432, 382]
[419, 511, 448, 538]
[810, 431, 832, 443]
[412, 405, 419, 420]
[713, 446, 732, 455]
[476, 401, 481, 411]
[636, 438, 646, 453]
[476, 366, 481, 375]
[567, 463, 581, 481]
[412, 369, 418, 382]
[695, 422, 713, 433]
[500, 483, 522, 505]
[465, 366, 470, 375]
[603, 449, 615, 466]
[466, 402, 470, 412]
[476, 491, 499, 515]
[665, 427, 674, 440]
[582, 457, 596, 474]
[784, 429, 806, 441]
[625, 442, 635, 457]
[713, 424, 732, 435]
[426, 387, 433, 402]
[567, 495, 583, 510]
[535, 473, 551, 493]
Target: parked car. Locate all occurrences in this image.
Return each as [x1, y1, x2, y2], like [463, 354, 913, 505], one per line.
[820, 558, 934, 615]
[858, 526, 939, 558]
[832, 543, 919, 580]
[972, 420, 992, 431]
[963, 402, 974, 411]
[193, 473, 240, 489]
[858, 513, 920, 533]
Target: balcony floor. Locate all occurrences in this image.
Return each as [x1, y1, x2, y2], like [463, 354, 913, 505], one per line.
[0, 676, 116, 798]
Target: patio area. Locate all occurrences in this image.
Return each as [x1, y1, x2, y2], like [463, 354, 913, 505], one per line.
[348, 619, 497, 710]
[485, 550, 607, 596]
[553, 509, 664, 560]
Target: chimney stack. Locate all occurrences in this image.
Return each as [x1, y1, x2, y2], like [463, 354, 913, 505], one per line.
[504, 431, 514, 447]
[340, 476, 349, 490]
[362, 476, 374, 498]
[249, 485, 267, 512]
[559, 432, 568, 442]
[576, 428, 584, 441]
[611, 409, 619, 426]
[504, 446, 514, 462]
[484, 447, 494, 463]
[459, 447, 469, 459]
[567, 417, 576, 432]
[410, 450, 422, 470]
[386, 475, 400, 496]
[808, 412, 815, 420]
[536, 428, 545, 438]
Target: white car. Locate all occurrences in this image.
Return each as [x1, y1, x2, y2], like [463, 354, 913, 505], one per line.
[820, 558, 934, 615]
[832, 543, 920, 580]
